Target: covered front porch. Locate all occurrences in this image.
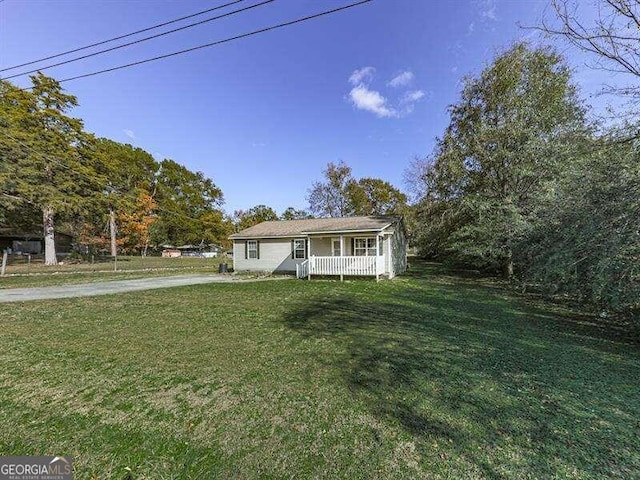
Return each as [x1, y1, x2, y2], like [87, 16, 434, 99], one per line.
[295, 233, 388, 280]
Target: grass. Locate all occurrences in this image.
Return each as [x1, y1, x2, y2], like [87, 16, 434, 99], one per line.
[0, 255, 232, 289]
[0, 261, 638, 478]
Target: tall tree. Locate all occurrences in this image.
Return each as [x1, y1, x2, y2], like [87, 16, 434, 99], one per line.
[538, 1, 640, 104]
[281, 207, 313, 220]
[348, 177, 407, 216]
[307, 161, 354, 217]
[411, 43, 586, 277]
[535, 0, 640, 135]
[234, 204, 278, 231]
[308, 161, 407, 218]
[88, 138, 158, 255]
[0, 74, 96, 265]
[151, 159, 225, 247]
[521, 131, 639, 319]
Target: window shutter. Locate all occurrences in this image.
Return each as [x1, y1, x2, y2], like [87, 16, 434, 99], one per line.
[256, 240, 260, 259]
[291, 239, 295, 259]
[245, 241, 248, 259]
[304, 239, 307, 259]
[351, 238, 355, 255]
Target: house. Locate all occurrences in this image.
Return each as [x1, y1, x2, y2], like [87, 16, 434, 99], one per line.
[229, 216, 407, 280]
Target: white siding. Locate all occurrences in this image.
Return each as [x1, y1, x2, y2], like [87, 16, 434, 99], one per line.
[388, 225, 407, 277]
[232, 222, 407, 277]
[234, 238, 306, 273]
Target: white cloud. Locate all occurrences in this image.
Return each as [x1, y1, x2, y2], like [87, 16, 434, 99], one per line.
[388, 71, 414, 88]
[349, 85, 397, 118]
[124, 129, 135, 139]
[402, 90, 426, 103]
[479, 0, 497, 21]
[348, 66, 375, 85]
[399, 90, 428, 115]
[346, 67, 427, 118]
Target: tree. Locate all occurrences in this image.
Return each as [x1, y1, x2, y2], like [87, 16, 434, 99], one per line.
[151, 159, 225, 247]
[281, 207, 313, 220]
[538, 1, 640, 101]
[308, 161, 407, 218]
[234, 205, 278, 231]
[521, 131, 639, 320]
[0, 74, 97, 265]
[534, 0, 640, 134]
[307, 161, 354, 217]
[410, 43, 586, 277]
[116, 190, 157, 254]
[348, 177, 407, 216]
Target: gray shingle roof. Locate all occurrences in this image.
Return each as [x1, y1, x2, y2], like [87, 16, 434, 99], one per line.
[229, 216, 399, 239]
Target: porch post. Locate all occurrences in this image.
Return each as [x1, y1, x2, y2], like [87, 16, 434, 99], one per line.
[307, 236, 311, 280]
[375, 234, 380, 282]
[339, 235, 344, 282]
[388, 233, 393, 279]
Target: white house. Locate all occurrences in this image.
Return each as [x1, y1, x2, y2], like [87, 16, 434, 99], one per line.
[229, 216, 407, 280]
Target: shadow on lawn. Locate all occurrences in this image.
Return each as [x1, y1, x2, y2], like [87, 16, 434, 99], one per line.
[281, 262, 640, 478]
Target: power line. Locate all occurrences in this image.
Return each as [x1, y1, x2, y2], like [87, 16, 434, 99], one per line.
[46, 0, 374, 84]
[0, 0, 246, 74]
[2, 0, 275, 80]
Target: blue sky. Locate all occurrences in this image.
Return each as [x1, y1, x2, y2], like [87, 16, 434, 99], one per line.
[0, 0, 625, 214]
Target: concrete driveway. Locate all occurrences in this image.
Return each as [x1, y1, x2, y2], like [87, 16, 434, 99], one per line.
[0, 274, 242, 303]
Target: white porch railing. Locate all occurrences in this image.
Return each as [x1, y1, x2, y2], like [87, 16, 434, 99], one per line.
[296, 260, 309, 279]
[306, 255, 384, 278]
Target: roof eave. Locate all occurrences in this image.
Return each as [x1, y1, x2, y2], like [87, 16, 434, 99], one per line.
[229, 224, 393, 239]
[301, 225, 391, 235]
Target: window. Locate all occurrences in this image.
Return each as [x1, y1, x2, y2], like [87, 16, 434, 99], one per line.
[293, 239, 306, 259]
[247, 240, 258, 259]
[379, 237, 384, 256]
[332, 238, 341, 257]
[354, 237, 377, 256]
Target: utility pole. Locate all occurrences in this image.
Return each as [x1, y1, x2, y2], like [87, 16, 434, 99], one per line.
[109, 209, 117, 270]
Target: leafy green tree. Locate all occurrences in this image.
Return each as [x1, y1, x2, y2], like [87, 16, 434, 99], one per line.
[308, 161, 407, 218]
[151, 159, 225, 247]
[80, 138, 158, 255]
[0, 74, 97, 264]
[412, 43, 586, 277]
[234, 204, 278, 231]
[348, 177, 407, 216]
[521, 132, 639, 320]
[281, 207, 313, 220]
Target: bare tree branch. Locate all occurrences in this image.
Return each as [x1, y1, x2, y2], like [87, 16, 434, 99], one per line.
[530, 0, 640, 81]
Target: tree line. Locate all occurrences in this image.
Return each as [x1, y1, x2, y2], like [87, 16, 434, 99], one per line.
[0, 75, 406, 265]
[1, 0, 636, 322]
[0, 74, 235, 264]
[406, 42, 638, 322]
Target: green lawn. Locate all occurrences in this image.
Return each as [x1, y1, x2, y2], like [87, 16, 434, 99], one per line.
[0, 255, 232, 289]
[1, 262, 638, 478]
